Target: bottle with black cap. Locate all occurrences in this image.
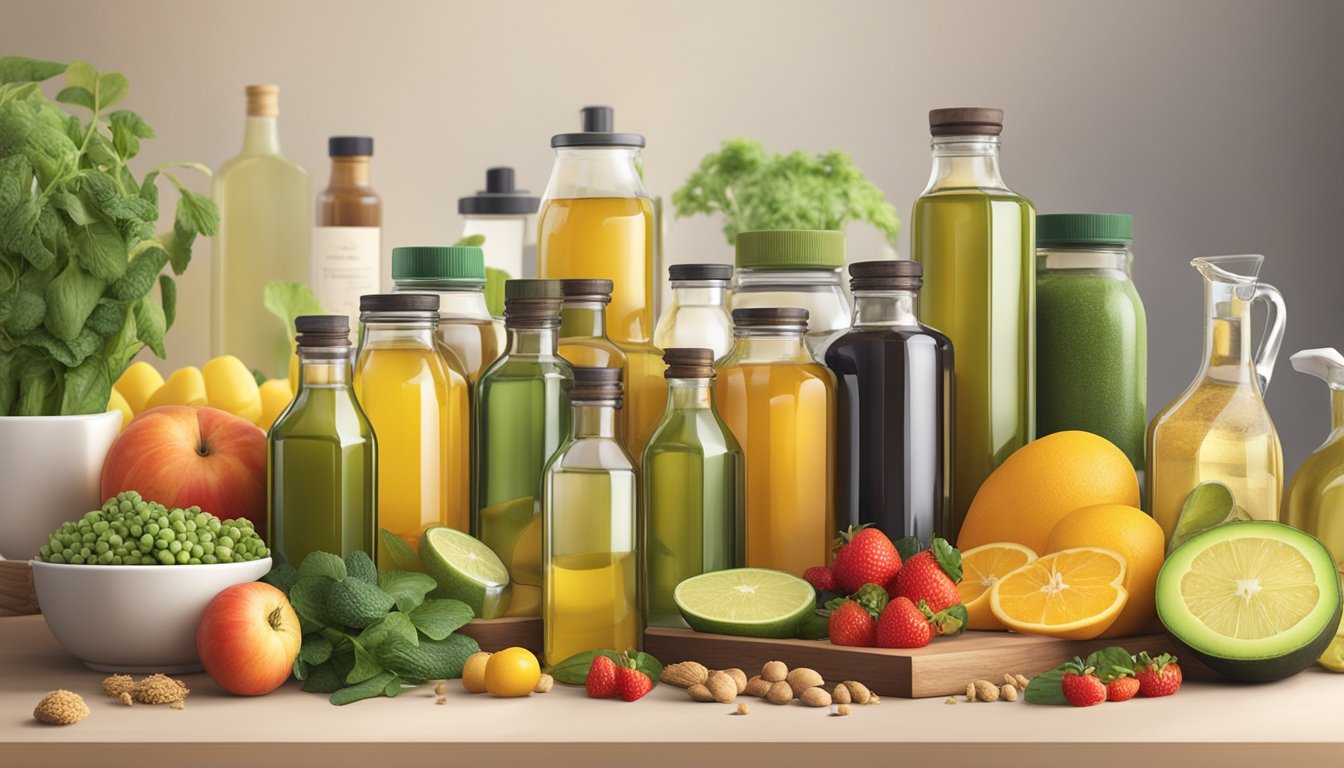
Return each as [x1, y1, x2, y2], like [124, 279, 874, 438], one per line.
[911, 107, 1035, 539]
[541, 366, 638, 663]
[269, 315, 375, 567]
[714, 308, 836, 575]
[641, 348, 744, 628]
[652, 264, 734, 359]
[824, 260, 953, 544]
[315, 136, 382, 328]
[354, 293, 470, 559]
[537, 106, 655, 347]
[459, 167, 540, 281]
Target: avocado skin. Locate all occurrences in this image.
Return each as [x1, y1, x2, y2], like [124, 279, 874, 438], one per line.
[1164, 594, 1342, 682]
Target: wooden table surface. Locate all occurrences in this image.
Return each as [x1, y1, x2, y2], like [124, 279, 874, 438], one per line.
[2, 614, 1341, 767]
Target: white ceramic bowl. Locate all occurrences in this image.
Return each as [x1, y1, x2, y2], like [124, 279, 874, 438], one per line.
[31, 558, 272, 673]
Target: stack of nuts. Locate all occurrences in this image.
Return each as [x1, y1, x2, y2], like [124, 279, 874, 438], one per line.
[661, 659, 878, 712]
[957, 673, 1030, 703]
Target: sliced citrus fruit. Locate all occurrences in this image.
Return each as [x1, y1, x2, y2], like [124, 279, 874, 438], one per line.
[674, 568, 815, 638]
[989, 546, 1128, 640]
[958, 542, 1038, 630]
[419, 526, 512, 618]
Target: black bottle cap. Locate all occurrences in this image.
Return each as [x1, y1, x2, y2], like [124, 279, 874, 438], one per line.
[560, 279, 614, 302]
[570, 366, 624, 405]
[848, 260, 923, 292]
[359, 293, 439, 314]
[731, 307, 810, 330]
[329, 136, 373, 156]
[663, 348, 716, 379]
[458, 166, 540, 216]
[669, 263, 733, 282]
[295, 315, 350, 347]
[551, 106, 646, 149]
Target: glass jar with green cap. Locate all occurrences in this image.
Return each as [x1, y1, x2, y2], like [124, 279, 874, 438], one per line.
[1035, 213, 1147, 473]
[730, 229, 852, 357]
[391, 245, 506, 383]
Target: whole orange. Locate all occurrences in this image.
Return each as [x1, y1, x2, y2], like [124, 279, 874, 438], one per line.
[1046, 504, 1165, 637]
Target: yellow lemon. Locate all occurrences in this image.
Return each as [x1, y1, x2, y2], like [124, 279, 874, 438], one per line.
[462, 651, 492, 693]
[203, 355, 262, 423]
[114, 361, 165, 414]
[989, 547, 1129, 640]
[957, 542, 1037, 631]
[107, 388, 133, 430]
[257, 379, 293, 431]
[1047, 504, 1165, 637]
[145, 366, 207, 410]
[484, 646, 540, 697]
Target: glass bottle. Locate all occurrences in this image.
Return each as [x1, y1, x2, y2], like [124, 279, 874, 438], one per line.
[715, 308, 836, 575]
[354, 294, 470, 565]
[538, 106, 655, 347]
[653, 264, 734, 360]
[268, 315, 375, 566]
[730, 230, 851, 358]
[641, 348, 744, 628]
[459, 167, 540, 283]
[911, 107, 1035, 540]
[558, 279, 628, 444]
[1147, 255, 1287, 542]
[314, 136, 382, 330]
[475, 280, 573, 617]
[391, 245, 505, 383]
[543, 367, 638, 662]
[1285, 348, 1344, 572]
[824, 261, 953, 544]
[212, 84, 310, 376]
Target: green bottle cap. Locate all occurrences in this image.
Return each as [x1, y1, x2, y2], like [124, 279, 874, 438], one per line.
[735, 230, 846, 269]
[1037, 214, 1133, 247]
[391, 246, 486, 283]
[504, 279, 564, 300]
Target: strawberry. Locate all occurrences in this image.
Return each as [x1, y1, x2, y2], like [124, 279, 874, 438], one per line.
[586, 654, 618, 699]
[832, 526, 902, 595]
[886, 538, 962, 612]
[804, 566, 836, 593]
[1134, 652, 1182, 698]
[615, 663, 653, 702]
[1106, 676, 1140, 702]
[1060, 659, 1107, 707]
[875, 596, 933, 648]
[827, 599, 877, 647]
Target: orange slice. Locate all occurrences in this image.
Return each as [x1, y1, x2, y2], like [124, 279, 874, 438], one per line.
[958, 542, 1038, 631]
[989, 547, 1129, 640]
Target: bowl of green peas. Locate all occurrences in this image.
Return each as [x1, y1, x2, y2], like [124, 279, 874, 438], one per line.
[31, 491, 271, 673]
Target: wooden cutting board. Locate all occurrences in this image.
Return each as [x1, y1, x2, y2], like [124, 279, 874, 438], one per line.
[459, 617, 543, 654]
[643, 627, 1177, 698]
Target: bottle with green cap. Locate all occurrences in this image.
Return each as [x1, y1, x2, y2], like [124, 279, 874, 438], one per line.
[1036, 213, 1147, 473]
[391, 245, 505, 383]
[730, 229, 852, 357]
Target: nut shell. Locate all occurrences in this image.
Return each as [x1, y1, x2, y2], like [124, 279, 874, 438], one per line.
[743, 676, 771, 697]
[1001, 683, 1018, 702]
[1015, 674, 1031, 690]
[786, 667, 824, 696]
[842, 680, 872, 705]
[800, 687, 832, 707]
[972, 679, 999, 702]
[688, 684, 716, 702]
[706, 671, 738, 703]
[722, 667, 748, 694]
[832, 684, 851, 705]
[660, 661, 710, 688]
[765, 680, 794, 705]
[534, 674, 554, 694]
[762, 661, 788, 683]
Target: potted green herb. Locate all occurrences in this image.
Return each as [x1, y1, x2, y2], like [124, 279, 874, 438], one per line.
[0, 57, 216, 559]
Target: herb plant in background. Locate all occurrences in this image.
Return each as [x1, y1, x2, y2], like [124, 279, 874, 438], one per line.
[0, 56, 217, 416]
[672, 138, 900, 247]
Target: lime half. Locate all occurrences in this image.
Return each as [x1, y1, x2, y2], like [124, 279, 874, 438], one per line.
[419, 526, 512, 619]
[674, 568, 816, 638]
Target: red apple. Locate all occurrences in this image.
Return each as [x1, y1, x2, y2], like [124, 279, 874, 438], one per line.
[100, 405, 267, 533]
[197, 582, 301, 696]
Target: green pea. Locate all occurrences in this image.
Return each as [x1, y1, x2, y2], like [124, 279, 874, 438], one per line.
[175, 549, 190, 564]
[168, 540, 182, 554]
[156, 550, 175, 565]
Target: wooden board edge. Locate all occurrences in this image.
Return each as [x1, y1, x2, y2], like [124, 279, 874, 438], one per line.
[0, 560, 38, 617]
[459, 616, 543, 654]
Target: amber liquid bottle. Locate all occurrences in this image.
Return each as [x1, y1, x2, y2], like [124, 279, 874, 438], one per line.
[316, 136, 382, 329]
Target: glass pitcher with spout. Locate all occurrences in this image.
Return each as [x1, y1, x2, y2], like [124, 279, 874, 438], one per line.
[1285, 348, 1344, 573]
[1147, 255, 1287, 544]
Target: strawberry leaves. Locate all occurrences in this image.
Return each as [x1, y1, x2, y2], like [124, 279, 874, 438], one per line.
[931, 537, 962, 583]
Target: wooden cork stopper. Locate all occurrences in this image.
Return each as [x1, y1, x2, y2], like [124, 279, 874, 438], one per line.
[246, 85, 279, 117]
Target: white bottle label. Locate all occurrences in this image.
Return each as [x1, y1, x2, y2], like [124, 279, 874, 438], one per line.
[313, 226, 380, 323]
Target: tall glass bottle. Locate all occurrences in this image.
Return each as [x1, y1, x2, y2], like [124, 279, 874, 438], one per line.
[824, 261, 953, 544]
[475, 280, 573, 617]
[213, 84, 311, 376]
[653, 264, 734, 360]
[558, 280, 627, 444]
[641, 348, 744, 628]
[912, 107, 1035, 540]
[1285, 348, 1344, 572]
[390, 245, 505, 383]
[543, 367, 638, 662]
[716, 308, 836, 575]
[538, 106, 655, 347]
[354, 294, 470, 565]
[314, 136, 382, 330]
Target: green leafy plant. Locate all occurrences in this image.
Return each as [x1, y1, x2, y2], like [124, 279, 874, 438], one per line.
[672, 138, 900, 247]
[0, 56, 216, 416]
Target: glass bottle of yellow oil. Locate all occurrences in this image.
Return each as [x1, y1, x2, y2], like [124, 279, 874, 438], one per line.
[715, 307, 836, 575]
[538, 106, 654, 347]
[543, 367, 638, 663]
[474, 280, 572, 616]
[391, 245, 505, 384]
[354, 294, 470, 565]
[1285, 348, 1344, 571]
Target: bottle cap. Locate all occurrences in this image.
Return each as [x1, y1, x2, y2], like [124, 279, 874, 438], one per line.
[505, 279, 564, 300]
[551, 106, 646, 149]
[503, 280, 564, 327]
[731, 307, 810, 332]
[848, 260, 923, 292]
[669, 263, 733, 282]
[245, 85, 279, 117]
[328, 136, 373, 157]
[1037, 213, 1134, 247]
[359, 293, 440, 314]
[295, 315, 350, 348]
[392, 246, 486, 283]
[929, 107, 1004, 136]
[570, 366, 624, 406]
[663, 348, 716, 379]
[559, 279, 614, 303]
[735, 230, 846, 269]
[458, 167, 541, 216]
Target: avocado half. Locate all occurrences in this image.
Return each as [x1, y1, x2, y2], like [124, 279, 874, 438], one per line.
[1156, 520, 1343, 682]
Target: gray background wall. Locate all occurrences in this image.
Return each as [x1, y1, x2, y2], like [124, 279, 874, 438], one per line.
[3, 0, 1342, 475]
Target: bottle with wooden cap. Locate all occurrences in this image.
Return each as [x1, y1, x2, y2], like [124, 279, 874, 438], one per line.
[315, 136, 382, 330]
[653, 263, 734, 360]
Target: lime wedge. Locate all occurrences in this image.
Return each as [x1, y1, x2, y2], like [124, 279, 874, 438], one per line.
[674, 568, 816, 638]
[419, 526, 512, 619]
[1169, 481, 1248, 554]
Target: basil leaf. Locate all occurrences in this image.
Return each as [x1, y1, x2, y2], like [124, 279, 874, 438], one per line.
[409, 599, 474, 640]
[1024, 667, 1068, 705]
[299, 551, 348, 582]
[1085, 646, 1135, 681]
[378, 570, 437, 613]
[330, 671, 398, 706]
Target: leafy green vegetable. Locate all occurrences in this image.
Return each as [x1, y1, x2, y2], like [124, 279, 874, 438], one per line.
[378, 528, 422, 572]
[1024, 646, 1136, 704]
[1024, 667, 1067, 705]
[546, 649, 663, 686]
[0, 57, 215, 415]
[795, 610, 829, 640]
[262, 280, 326, 344]
[672, 138, 900, 247]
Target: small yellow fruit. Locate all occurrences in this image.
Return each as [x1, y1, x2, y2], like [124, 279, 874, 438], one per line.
[203, 355, 262, 423]
[484, 646, 540, 698]
[145, 366, 207, 410]
[114, 361, 165, 414]
[257, 379, 293, 431]
[1046, 504, 1165, 637]
[107, 388, 133, 430]
[462, 651, 492, 693]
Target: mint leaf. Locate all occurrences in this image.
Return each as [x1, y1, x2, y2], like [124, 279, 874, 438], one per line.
[330, 670, 398, 706]
[95, 72, 129, 110]
[378, 570, 437, 613]
[299, 551, 347, 582]
[262, 562, 299, 594]
[133, 294, 166, 358]
[409, 599, 474, 640]
[289, 577, 336, 630]
[174, 187, 218, 236]
[795, 611, 828, 640]
[1024, 666, 1068, 705]
[931, 537, 962, 583]
[302, 660, 346, 694]
[344, 550, 378, 586]
[1085, 646, 1135, 681]
[263, 280, 326, 343]
[378, 528, 422, 573]
[346, 638, 384, 685]
[0, 57, 66, 84]
[299, 636, 334, 666]
[376, 634, 479, 682]
[326, 577, 396, 629]
[55, 87, 94, 111]
[159, 274, 176, 330]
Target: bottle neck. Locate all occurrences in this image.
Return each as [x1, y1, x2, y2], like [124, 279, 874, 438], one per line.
[360, 321, 437, 350]
[1200, 282, 1257, 384]
[665, 377, 714, 412]
[670, 281, 727, 307]
[298, 347, 351, 388]
[1332, 388, 1344, 433]
[923, 135, 1006, 193]
[505, 325, 559, 356]
[852, 290, 920, 327]
[727, 332, 812, 363]
[560, 302, 609, 339]
[327, 156, 372, 188]
[543, 147, 648, 200]
[572, 402, 619, 438]
[241, 115, 282, 155]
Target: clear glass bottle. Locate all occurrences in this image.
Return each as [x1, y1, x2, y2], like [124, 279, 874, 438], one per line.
[824, 261, 953, 544]
[391, 245, 505, 383]
[474, 280, 573, 617]
[730, 230, 851, 358]
[911, 107, 1035, 540]
[354, 294, 470, 565]
[558, 279, 628, 443]
[641, 348, 744, 628]
[1285, 348, 1344, 572]
[314, 136, 382, 330]
[543, 366, 638, 663]
[538, 106, 655, 347]
[653, 264, 734, 360]
[459, 167, 540, 283]
[715, 308, 836, 575]
[268, 315, 375, 567]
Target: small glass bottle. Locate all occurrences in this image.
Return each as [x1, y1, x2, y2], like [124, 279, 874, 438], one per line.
[653, 264, 734, 360]
[268, 315, 376, 566]
[543, 366, 639, 663]
[641, 348, 744, 628]
[475, 280, 573, 616]
[459, 166, 540, 282]
[825, 261, 953, 544]
[715, 308, 836, 575]
[730, 230, 851, 358]
[314, 136, 382, 330]
[354, 294, 470, 565]
[391, 245, 505, 383]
